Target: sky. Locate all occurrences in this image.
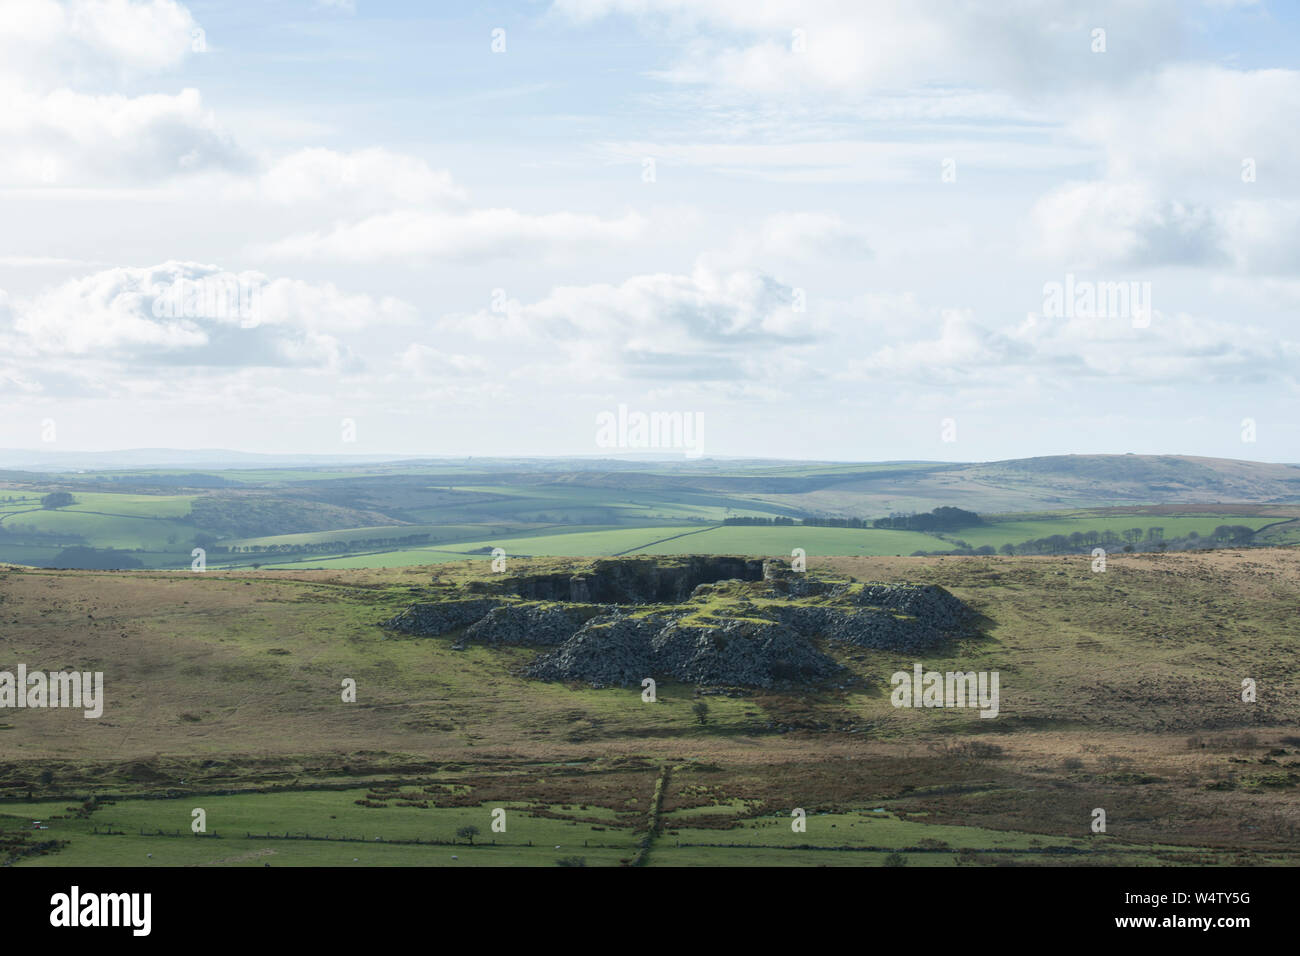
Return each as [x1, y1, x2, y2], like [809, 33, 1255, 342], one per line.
[0, 0, 1297, 463]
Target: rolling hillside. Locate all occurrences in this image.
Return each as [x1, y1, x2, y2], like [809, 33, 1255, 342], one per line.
[0, 453, 1296, 569]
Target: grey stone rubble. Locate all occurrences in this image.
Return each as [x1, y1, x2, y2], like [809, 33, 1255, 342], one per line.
[466, 555, 767, 604]
[527, 613, 841, 689]
[380, 557, 976, 689]
[380, 598, 503, 636]
[463, 602, 615, 645]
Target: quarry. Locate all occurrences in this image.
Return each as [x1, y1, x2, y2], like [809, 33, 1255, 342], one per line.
[381, 556, 976, 688]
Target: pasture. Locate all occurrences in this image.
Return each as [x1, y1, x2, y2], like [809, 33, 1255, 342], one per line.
[2, 459, 1296, 572]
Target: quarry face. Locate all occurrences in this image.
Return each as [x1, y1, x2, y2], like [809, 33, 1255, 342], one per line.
[381, 556, 975, 689]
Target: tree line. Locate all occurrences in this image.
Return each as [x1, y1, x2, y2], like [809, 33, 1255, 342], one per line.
[207, 532, 436, 554]
[723, 506, 982, 531]
[911, 524, 1258, 557]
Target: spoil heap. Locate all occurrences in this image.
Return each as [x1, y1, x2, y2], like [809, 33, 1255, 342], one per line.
[381, 556, 975, 688]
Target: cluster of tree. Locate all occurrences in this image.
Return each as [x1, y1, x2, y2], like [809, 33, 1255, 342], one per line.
[83, 473, 237, 489]
[995, 525, 1256, 556]
[872, 506, 983, 531]
[0, 525, 82, 545]
[45, 547, 143, 569]
[721, 507, 982, 530]
[40, 492, 76, 509]
[909, 524, 1258, 557]
[797, 517, 873, 528]
[722, 515, 877, 528]
[209, 533, 435, 555]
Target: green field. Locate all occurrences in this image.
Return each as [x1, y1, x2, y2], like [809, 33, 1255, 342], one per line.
[2, 788, 1223, 868]
[255, 525, 958, 568]
[633, 525, 949, 556]
[2, 458, 1296, 571]
[0, 491, 200, 554]
[953, 512, 1281, 550]
[0, 492, 196, 518]
[255, 514, 1284, 569]
[4, 790, 635, 867]
[224, 523, 503, 550]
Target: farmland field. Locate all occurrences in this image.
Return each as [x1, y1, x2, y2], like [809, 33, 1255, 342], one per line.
[3, 457, 1297, 571]
[2, 786, 1260, 868]
[256, 511, 1291, 569]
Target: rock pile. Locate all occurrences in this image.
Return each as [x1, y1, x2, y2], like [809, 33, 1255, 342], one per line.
[463, 602, 613, 645]
[380, 557, 976, 689]
[769, 583, 972, 649]
[475, 556, 766, 604]
[381, 598, 503, 636]
[528, 614, 836, 688]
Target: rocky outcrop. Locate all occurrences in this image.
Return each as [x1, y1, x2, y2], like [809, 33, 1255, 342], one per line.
[527, 613, 836, 688]
[853, 583, 971, 637]
[764, 583, 972, 650]
[771, 605, 934, 650]
[649, 619, 837, 687]
[381, 558, 978, 689]
[462, 602, 612, 645]
[480, 556, 767, 604]
[528, 613, 668, 686]
[380, 599, 503, 636]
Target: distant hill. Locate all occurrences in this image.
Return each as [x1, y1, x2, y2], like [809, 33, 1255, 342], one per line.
[2, 452, 1298, 522]
[2, 451, 1297, 569]
[710, 454, 1300, 516]
[967, 455, 1300, 504]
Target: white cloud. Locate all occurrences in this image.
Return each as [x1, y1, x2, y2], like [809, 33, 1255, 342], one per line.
[0, 0, 1292, 459]
[397, 344, 487, 377]
[0, 85, 245, 186]
[5, 262, 414, 369]
[0, 255, 103, 267]
[1028, 180, 1300, 274]
[703, 212, 871, 270]
[0, 2, 240, 188]
[1021, 63, 1300, 275]
[599, 138, 1091, 185]
[256, 277, 416, 332]
[1217, 200, 1300, 275]
[1070, 65, 1300, 186]
[0, 0, 200, 86]
[246, 148, 467, 208]
[441, 265, 813, 382]
[258, 207, 647, 262]
[554, 0, 1184, 98]
[66, 0, 199, 72]
[853, 310, 1032, 384]
[1027, 181, 1223, 269]
[852, 308, 1299, 386]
